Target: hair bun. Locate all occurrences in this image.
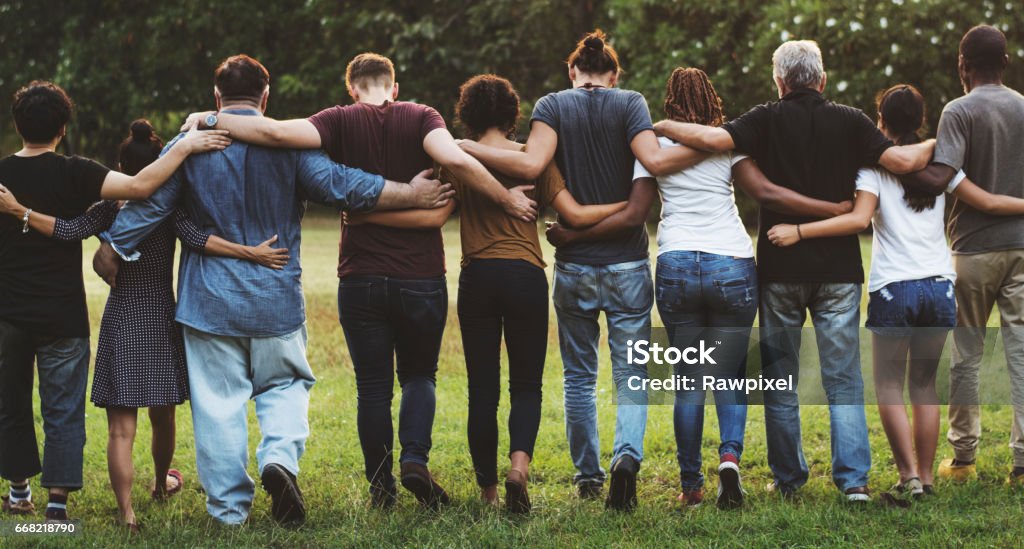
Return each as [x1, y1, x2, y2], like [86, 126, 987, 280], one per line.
[584, 36, 604, 51]
[130, 120, 154, 143]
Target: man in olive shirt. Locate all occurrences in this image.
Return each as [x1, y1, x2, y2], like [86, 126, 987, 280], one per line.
[900, 25, 1024, 484]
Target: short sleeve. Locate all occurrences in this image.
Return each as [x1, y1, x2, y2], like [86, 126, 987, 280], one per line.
[851, 109, 894, 166]
[854, 168, 882, 197]
[933, 104, 968, 171]
[633, 158, 652, 181]
[723, 103, 771, 158]
[623, 92, 655, 143]
[307, 105, 345, 154]
[419, 106, 446, 140]
[946, 169, 968, 193]
[69, 155, 110, 207]
[729, 153, 749, 167]
[537, 162, 567, 206]
[530, 94, 559, 131]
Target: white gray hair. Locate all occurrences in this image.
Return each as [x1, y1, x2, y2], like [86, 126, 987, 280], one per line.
[772, 40, 824, 90]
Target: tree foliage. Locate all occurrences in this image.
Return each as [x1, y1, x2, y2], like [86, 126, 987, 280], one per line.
[1, 1, 1021, 217]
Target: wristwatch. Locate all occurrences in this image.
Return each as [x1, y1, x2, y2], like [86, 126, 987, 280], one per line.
[204, 113, 218, 129]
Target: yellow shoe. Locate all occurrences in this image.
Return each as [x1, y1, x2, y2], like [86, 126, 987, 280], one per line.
[938, 458, 977, 482]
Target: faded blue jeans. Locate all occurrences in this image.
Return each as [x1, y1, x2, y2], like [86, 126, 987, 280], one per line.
[183, 325, 315, 525]
[759, 283, 870, 494]
[655, 252, 757, 492]
[553, 259, 652, 487]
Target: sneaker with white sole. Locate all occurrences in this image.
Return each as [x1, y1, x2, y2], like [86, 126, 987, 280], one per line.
[716, 458, 744, 509]
[844, 486, 871, 503]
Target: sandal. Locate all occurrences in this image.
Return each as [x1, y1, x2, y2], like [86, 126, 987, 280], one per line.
[894, 477, 925, 499]
[152, 469, 184, 500]
[1, 495, 35, 515]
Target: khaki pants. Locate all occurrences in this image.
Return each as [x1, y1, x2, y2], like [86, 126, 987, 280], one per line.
[949, 250, 1024, 467]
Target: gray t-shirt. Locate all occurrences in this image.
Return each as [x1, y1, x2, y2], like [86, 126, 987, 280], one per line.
[935, 84, 1024, 254]
[531, 87, 654, 265]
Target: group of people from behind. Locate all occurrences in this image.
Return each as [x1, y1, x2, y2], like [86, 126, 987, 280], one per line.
[1, 21, 1023, 532]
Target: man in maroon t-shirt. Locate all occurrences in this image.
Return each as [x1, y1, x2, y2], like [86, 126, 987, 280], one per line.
[188, 53, 536, 510]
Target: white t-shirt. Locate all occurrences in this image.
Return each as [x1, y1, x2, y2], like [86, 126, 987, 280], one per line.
[634, 137, 754, 258]
[856, 167, 965, 292]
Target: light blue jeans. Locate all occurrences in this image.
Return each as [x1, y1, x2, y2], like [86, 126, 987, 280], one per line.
[183, 325, 316, 525]
[553, 259, 652, 487]
[758, 283, 870, 494]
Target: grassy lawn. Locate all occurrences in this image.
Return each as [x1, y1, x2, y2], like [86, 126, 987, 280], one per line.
[10, 215, 1024, 548]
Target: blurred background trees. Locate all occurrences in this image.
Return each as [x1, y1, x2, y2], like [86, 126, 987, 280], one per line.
[1, 0, 1021, 223]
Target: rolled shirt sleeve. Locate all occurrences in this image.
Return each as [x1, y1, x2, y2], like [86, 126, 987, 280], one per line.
[296, 150, 386, 211]
[105, 172, 184, 260]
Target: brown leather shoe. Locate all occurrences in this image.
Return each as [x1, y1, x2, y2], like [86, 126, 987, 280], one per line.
[2, 495, 35, 515]
[400, 462, 450, 510]
[505, 470, 531, 515]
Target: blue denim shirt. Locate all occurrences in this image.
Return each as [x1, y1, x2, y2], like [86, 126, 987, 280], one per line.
[106, 108, 385, 337]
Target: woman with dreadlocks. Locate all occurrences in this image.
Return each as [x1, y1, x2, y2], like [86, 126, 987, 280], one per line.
[637, 67, 853, 510]
[768, 84, 1024, 501]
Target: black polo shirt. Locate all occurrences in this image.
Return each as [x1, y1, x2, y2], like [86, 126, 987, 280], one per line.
[724, 88, 893, 284]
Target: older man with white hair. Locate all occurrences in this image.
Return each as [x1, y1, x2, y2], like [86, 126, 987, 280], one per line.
[654, 40, 935, 502]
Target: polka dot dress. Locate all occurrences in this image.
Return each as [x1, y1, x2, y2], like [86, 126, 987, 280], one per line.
[56, 205, 209, 408]
[91, 218, 191, 408]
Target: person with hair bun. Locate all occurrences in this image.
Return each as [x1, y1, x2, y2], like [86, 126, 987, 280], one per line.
[458, 29, 709, 511]
[0, 118, 288, 531]
[641, 67, 855, 510]
[767, 84, 1024, 501]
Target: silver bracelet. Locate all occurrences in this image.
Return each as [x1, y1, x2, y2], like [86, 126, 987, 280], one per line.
[21, 208, 32, 234]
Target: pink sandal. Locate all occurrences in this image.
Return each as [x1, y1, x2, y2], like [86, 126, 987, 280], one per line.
[152, 469, 184, 500]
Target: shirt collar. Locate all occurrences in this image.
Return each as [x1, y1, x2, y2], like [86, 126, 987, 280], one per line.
[781, 87, 824, 101]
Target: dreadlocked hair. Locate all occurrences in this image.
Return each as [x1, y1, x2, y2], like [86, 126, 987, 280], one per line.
[663, 67, 725, 127]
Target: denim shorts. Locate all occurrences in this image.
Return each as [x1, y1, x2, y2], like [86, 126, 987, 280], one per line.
[866, 277, 956, 336]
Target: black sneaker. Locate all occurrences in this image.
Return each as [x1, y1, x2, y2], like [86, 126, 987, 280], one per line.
[260, 463, 307, 527]
[605, 455, 639, 511]
[400, 462, 450, 510]
[369, 477, 397, 510]
[577, 481, 603, 500]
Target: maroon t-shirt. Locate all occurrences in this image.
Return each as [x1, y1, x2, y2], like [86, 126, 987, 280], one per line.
[308, 101, 447, 279]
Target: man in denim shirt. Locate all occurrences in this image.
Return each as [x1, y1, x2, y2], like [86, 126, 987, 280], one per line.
[97, 55, 452, 526]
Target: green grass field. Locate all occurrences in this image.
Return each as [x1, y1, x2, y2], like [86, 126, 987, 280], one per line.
[9, 216, 1024, 548]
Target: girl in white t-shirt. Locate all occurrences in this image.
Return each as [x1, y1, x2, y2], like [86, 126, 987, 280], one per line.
[767, 85, 1024, 499]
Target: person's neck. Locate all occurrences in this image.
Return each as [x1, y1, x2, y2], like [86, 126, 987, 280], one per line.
[356, 87, 393, 106]
[16, 140, 59, 157]
[572, 72, 615, 90]
[219, 100, 262, 113]
[477, 128, 513, 147]
[967, 74, 1002, 92]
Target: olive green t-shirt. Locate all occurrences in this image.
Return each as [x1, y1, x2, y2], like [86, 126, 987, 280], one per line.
[440, 148, 566, 268]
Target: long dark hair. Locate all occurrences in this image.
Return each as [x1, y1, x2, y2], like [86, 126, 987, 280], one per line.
[118, 119, 162, 176]
[877, 85, 933, 212]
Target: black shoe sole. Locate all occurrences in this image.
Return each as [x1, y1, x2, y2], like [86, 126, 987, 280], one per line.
[505, 480, 531, 515]
[717, 468, 743, 510]
[261, 464, 306, 527]
[606, 467, 637, 511]
[401, 472, 450, 510]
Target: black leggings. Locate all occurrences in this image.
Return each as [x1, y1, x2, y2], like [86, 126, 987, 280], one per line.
[458, 259, 548, 488]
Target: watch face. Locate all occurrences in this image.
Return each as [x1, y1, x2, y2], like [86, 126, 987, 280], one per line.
[204, 114, 218, 127]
